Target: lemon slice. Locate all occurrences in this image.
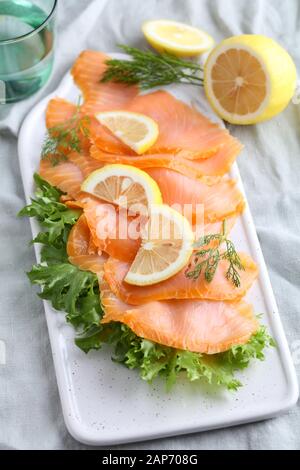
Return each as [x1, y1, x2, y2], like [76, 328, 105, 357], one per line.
[95, 111, 159, 155]
[142, 19, 214, 56]
[204, 35, 297, 125]
[125, 205, 194, 286]
[81, 164, 162, 214]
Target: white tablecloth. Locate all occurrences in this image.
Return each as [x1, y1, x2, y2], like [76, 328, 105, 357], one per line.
[0, 0, 299, 450]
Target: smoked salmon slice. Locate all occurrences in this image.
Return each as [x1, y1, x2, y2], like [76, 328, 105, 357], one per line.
[146, 168, 245, 223]
[104, 254, 258, 305]
[39, 152, 103, 198]
[39, 159, 83, 199]
[67, 214, 107, 275]
[83, 198, 142, 263]
[69, 253, 107, 275]
[67, 214, 97, 257]
[68, 152, 103, 177]
[45, 98, 91, 155]
[71, 50, 138, 115]
[90, 90, 243, 161]
[46, 98, 77, 129]
[90, 142, 241, 178]
[79, 196, 238, 263]
[100, 279, 259, 354]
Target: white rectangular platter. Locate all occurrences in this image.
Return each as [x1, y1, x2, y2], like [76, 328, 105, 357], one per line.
[18, 53, 298, 446]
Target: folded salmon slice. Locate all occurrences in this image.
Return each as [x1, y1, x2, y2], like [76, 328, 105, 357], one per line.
[104, 254, 258, 305]
[39, 159, 83, 199]
[45, 98, 92, 154]
[46, 98, 77, 128]
[79, 196, 238, 263]
[146, 168, 245, 223]
[83, 198, 142, 263]
[39, 152, 103, 198]
[100, 279, 258, 354]
[90, 90, 242, 160]
[67, 214, 107, 275]
[71, 50, 138, 115]
[90, 143, 241, 178]
[67, 214, 97, 257]
[69, 253, 107, 275]
[68, 152, 103, 177]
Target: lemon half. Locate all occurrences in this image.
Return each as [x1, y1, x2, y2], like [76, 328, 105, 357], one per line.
[204, 35, 297, 125]
[142, 19, 214, 57]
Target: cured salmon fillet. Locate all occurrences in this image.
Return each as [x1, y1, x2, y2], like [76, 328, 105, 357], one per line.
[45, 98, 91, 155]
[83, 198, 142, 263]
[67, 214, 107, 275]
[68, 152, 103, 177]
[79, 196, 238, 263]
[146, 168, 245, 223]
[67, 214, 97, 257]
[46, 98, 77, 129]
[100, 279, 259, 354]
[39, 152, 103, 198]
[39, 159, 83, 199]
[104, 253, 258, 305]
[90, 90, 243, 161]
[69, 253, 107, 275]
[71, 50, 138, 115]
[90, 142, 241, 178]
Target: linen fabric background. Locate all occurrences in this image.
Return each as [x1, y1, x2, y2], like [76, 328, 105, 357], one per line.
[0, 0, 299, 450]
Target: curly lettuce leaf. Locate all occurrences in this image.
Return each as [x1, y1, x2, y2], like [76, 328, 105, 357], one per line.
[18, 173, 80, 247]
[76, 322, 275, 391]
[28, 263, 103, 331]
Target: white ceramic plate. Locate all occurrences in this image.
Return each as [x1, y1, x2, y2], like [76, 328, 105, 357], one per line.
[18, 53, 298, 446]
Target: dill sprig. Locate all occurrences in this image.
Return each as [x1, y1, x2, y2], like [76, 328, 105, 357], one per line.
[41, 99, 90, 166]
[101, 44, 204, 90]
[186, 221, 245, 287]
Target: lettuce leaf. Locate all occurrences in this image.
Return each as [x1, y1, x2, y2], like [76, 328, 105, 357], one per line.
[19, 173, 80, 248]
[28, 263, 103, 331]
[20, 175, 275, 391]
[75, 322, 274, 391]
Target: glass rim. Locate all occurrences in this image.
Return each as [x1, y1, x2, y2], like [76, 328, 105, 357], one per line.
[0, 0, 58, 45]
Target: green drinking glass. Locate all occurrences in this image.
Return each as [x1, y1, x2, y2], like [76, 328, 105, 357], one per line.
[0, 0, 57, 104]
